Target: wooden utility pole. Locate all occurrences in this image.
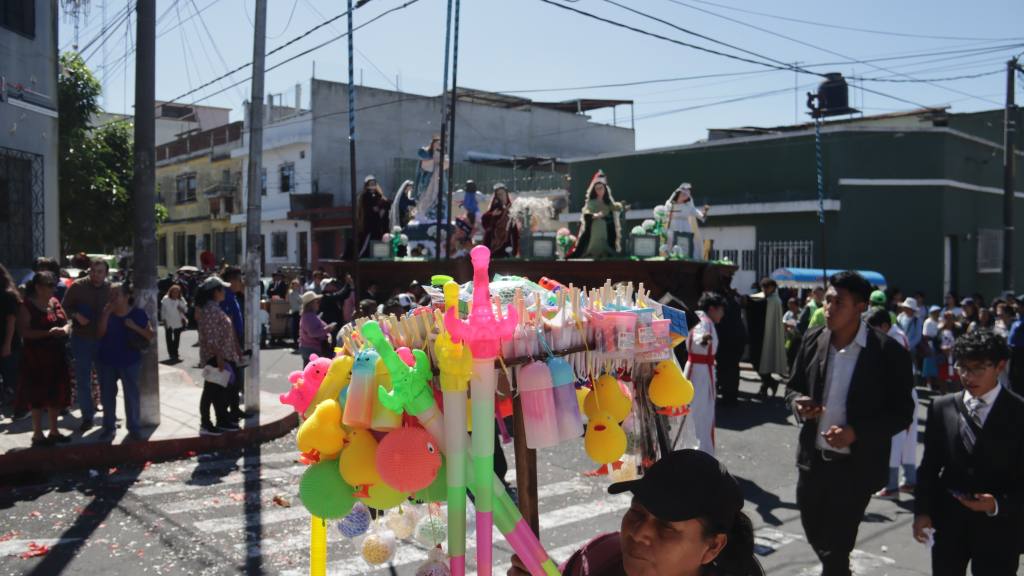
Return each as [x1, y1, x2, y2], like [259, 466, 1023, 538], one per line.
[243, 0, 268, 422]
[133, 0, 160, 426]
[1003, 57, 1018, 292]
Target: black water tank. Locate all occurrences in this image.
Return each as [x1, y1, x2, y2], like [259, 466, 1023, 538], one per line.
[807, 72, 858, 118]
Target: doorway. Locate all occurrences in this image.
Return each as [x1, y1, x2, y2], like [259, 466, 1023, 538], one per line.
[299, 231, 309, 270]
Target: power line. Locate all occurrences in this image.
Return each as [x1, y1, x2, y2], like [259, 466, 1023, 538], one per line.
[662, 0, 1001, 105]
[268, 0, 301, 39]
[854, 69, 1004, 83]
[495, 69, 772, 94]
[683, 0, 1023, 43]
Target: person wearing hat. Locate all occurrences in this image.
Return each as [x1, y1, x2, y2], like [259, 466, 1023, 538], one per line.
[267, 271, 288, 300]
[357, 175, 392, 258]
[481, 183, 520, 258]
[921, 305, 942, 390]
[786, 271, 914, 576]
[507, 449, 762, 576]
[298, 291, 336, 366]
[569, 170, 623, 259]
[664, 183, 710, 259]
[896, 297, 923, 378]
[194, 276, 242, 435]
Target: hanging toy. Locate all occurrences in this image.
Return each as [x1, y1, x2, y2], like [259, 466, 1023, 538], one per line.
[360, 482, 410, 511]
[280, 354, 333, 414]
[339, 427, 381, 498]
[343, 348, 379, 429]
[361, 530, 397, 565]
[415, 547, 452, 576]
[517, 360, 561, 449]
[415, 513, 449, 548]
[414, 455, 448, 503]
[377, 426, 442, 493]
[371, 358, 404, 431]
[648, 359, 694, 416]
[385, 506, 421, 540]
[299, 460, 356, 519]
[297, 399, 346, 464]
[584, 411, 627, 475]
[303, 355, 355, 419]
[336, 502, 372, 538]
[583, 374, 632, 422]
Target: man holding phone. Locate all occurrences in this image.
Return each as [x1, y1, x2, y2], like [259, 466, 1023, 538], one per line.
[914, 330, 1024, 575]
[785, 271, 914, 576]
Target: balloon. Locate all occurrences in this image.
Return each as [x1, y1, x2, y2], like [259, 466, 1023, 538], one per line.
[377, 427, 442, 493]
[414, 455, 447, 503]
[359, 482, 409, 510]
[336, 502, 371, 538]
[299, 461, 356, 519]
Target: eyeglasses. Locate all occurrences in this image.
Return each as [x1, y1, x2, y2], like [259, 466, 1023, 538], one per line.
[954, 363, 994, 378]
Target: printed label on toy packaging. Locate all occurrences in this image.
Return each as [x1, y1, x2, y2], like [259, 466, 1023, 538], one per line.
[637, 326, 655, 344]
[617, 331, 635, 350]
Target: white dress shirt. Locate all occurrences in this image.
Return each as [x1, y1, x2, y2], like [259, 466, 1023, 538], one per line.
[963, 383, 1001, 427]
[816, 321, 869, 453]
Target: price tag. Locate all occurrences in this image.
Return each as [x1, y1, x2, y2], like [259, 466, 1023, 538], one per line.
[617, 331, 635, 350]
[637, 326, 655, 344]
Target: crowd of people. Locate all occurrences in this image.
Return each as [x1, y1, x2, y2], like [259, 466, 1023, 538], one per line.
[0, 257, 154, 445]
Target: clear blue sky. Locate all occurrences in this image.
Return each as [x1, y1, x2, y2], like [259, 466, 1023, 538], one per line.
[62, 0, 1024, 149]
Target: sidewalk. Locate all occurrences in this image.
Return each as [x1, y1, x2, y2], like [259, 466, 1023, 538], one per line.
[0, 361, 297, 477]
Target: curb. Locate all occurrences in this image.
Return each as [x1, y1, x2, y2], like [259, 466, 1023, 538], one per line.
[0, 412, 298, 477]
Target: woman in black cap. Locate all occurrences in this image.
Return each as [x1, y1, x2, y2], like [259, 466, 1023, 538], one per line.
[508, 449, 762, 576]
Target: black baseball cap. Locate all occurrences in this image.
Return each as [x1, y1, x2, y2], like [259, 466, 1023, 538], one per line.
[609, 449, 744, 530]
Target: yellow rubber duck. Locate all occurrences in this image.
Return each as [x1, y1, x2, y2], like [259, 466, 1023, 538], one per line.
[303, 355, 355, 420]
[339, 427, 381, 498]
[583, 411, 627, 475]
[648, 359, 694, 416]
[583, 374, 632, 422]
[297, 399, 346, 463]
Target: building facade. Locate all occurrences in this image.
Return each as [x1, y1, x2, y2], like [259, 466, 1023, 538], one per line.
[0, 0, 60, 268]
[567, 109, 1024, 298]
[156, 121, 244, 277]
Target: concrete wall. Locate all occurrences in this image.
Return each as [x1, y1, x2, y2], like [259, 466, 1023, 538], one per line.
[310, 79, 635, 206]
[0, 0, 60, 264]
[234, 113, 313, 221]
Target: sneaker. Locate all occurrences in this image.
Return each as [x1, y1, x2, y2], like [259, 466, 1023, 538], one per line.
[199, 424, 222, 436]
[899, 483, 916, 494]
[873, 488, 898, 500]
[48, 432, 72, 444]
[218, 421, 241, 432]
[79, 420, 94, 433]
[31, 435, 54, 447]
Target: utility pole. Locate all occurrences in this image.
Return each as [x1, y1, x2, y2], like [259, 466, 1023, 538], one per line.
[243, 0, 268, 423]
[445, 0, 462, 235]
[348, 0, 360, 293]
[133, 0, 159, 427]
[436, 0, 455, 260]
[1003, 57, 1018, 292]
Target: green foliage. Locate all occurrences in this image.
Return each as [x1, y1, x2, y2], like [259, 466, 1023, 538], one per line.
[58, 52, 136, 252]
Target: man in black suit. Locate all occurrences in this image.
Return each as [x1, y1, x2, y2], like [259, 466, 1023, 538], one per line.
[913, 330, 1024, 575]
[786, 271, 915, 576]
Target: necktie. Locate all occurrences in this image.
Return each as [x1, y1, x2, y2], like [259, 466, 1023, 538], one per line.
[960, 397, 985, 453]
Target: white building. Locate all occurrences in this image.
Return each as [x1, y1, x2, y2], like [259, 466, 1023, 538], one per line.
[231, 94, 314, 273]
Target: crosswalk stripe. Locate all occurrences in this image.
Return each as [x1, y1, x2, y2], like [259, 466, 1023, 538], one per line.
[159, 485, 297, 515]
[194, 505, 310, 534]
[132, 464, 305, 497]
[0, 538, 81, 557]
[795, 548, 895, 575]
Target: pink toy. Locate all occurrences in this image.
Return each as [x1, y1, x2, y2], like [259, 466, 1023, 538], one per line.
[444, 246, 519, 359]
[279, 354, 333, 414]
[376, 426, 442, 493]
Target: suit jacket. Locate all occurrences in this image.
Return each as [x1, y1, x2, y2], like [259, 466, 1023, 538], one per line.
[786, 324, 915, 492]
[915, 388, 1024, 529]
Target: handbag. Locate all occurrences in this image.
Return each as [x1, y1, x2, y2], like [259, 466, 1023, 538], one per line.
[202, 365, 232, 387]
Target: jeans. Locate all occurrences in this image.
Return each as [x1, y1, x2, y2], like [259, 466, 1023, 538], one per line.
[165, 327, 183, 359]
[70, 335, 101, 421]
[98, 361, 141, 435]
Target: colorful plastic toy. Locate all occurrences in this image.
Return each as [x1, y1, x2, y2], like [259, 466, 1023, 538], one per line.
[303, 355, 354, 419]
[280, 354, 333, 414]
[583, 374, 632, 422]
[338, 427, 381, 498]
[376, 426, 442, 493]
[297, 399, 346, 463]
[343, 348, 379, 429]
[649, 358, 694, 416]
[584, 411, 627, 475]
[298, 460, 356, 519]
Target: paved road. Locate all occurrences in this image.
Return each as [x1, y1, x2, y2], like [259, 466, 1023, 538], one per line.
[1, 364, 966, 575]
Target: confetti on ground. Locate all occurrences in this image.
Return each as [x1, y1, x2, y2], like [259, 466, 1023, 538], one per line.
[229, 493, 244, 502]
[0, 532, 17, 543]
[19, 542, 49, 559]
[28, 511, 41, 518]
[272, 495, 291, 508]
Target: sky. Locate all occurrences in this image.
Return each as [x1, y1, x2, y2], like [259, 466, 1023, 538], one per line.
[60, 0, 1024, 150]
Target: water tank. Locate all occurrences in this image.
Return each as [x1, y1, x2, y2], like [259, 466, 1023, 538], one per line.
[807, 72, 858, 118]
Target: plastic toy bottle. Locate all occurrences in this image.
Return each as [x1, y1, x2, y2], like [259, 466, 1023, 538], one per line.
[343, 348, 378, 429]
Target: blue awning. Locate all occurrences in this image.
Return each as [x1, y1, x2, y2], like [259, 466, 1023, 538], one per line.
[771, 267, 887, 290]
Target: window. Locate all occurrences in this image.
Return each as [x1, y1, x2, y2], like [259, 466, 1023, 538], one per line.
[271, 231, 288, 258]
[260, 168, 267, 196]
[158, 236, 167, 267]
[1, 0, 35, 37]
[186, 234, 197, 266]
[174, 232, 186, 267]
[977, 228, 1003, 273]
[175, 173, 197, 204]
[279, 163, 295, 193]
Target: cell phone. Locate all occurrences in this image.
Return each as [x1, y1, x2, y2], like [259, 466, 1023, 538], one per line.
[948, 489, 977, 501]
[795, 398, 820, 409]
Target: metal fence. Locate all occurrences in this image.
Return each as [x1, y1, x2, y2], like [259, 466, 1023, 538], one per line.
[757, 240, 814, 280]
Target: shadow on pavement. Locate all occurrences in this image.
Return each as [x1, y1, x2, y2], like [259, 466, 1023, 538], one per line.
[716, 395, 793, 431]
[735, 475, 799, 526]
[243, 443, 264, 575]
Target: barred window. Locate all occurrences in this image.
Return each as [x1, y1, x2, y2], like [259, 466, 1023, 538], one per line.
[977, 228, 1003, 273]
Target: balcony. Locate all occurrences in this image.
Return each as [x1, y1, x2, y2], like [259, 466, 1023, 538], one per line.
[203, 181, 237, 199]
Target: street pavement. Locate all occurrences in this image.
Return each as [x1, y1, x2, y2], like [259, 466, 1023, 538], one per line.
[0, 327, 1012, 575]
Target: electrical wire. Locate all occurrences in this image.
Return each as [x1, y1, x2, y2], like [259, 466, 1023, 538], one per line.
[268, 0, 302, 39]
[495, 69, 772, 94]
[682, 0, 1023, 43]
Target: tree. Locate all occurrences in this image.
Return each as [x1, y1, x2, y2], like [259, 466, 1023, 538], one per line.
[58, 52, 167, 253]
